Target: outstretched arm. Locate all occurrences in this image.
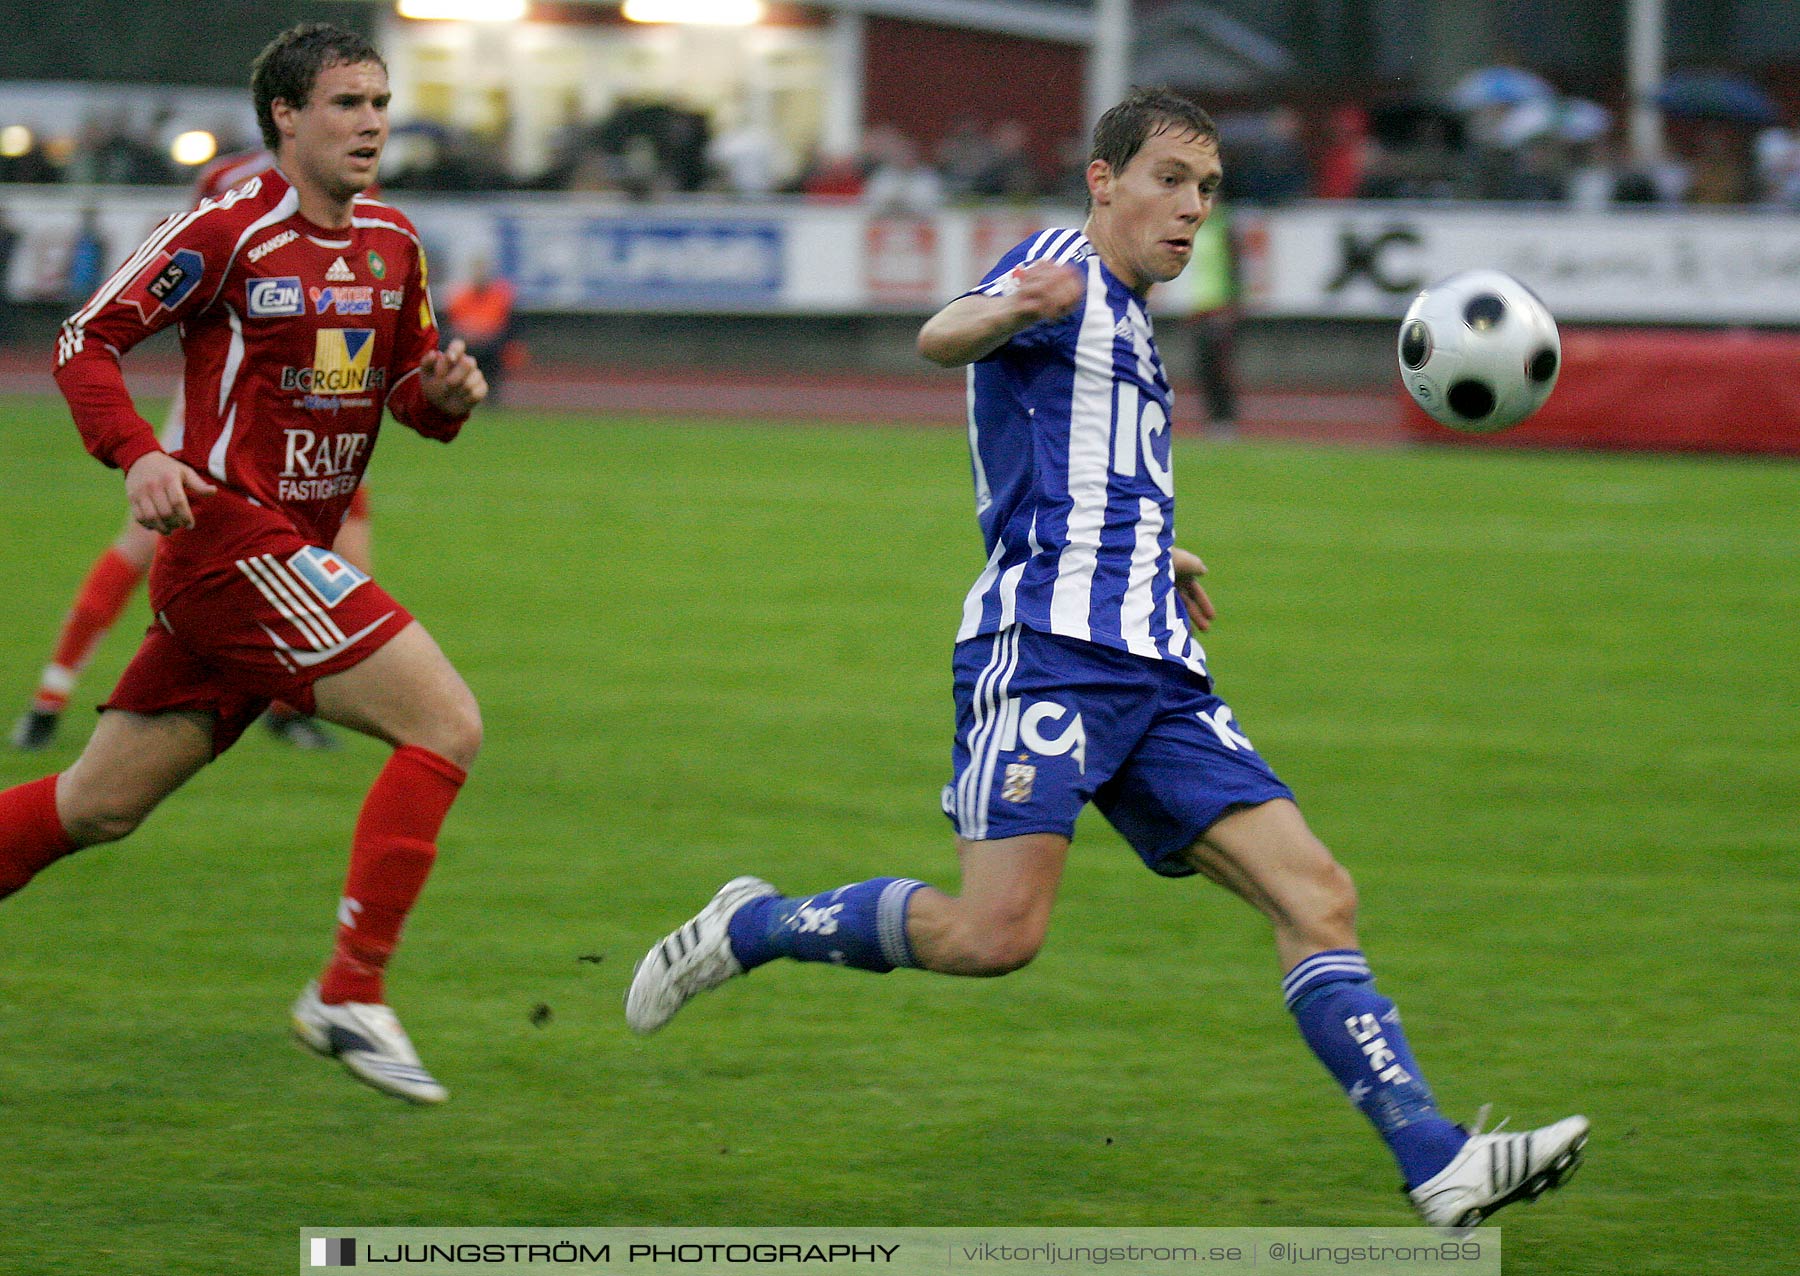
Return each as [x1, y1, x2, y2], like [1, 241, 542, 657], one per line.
[917, 260, 1085, 367]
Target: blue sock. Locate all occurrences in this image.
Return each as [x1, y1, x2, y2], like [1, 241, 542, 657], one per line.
[1284, 949, 1469, 1188]
[726, 877, 926, 973]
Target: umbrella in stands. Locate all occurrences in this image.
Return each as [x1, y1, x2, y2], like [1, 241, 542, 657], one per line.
[1450, 66, 1556, 112]
[1654, 71, 1779, 126]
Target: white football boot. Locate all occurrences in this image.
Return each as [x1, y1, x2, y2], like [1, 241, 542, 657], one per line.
[626, 876, 779, 1035]
[291, 981, 448, 1105]
[1409, 1110, 1589, 1229]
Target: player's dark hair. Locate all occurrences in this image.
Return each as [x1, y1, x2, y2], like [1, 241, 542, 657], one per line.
[251, 23, 386, 152]
[1089, 87, 1217, 179]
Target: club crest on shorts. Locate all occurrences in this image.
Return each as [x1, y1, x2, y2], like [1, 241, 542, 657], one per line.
[1002, 761, 1037, 803]
[287, 545, 370, 608]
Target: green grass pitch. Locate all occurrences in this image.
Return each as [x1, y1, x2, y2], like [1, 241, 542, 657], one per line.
[0, 395, 1794, 1274]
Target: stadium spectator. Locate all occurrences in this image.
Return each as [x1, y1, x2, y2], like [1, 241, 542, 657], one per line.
[627, 86, 1590, 1231]
[1509, 135, 1570, 202]
[594, 100, 711, 198]
[967, 119, 1040, 199]
[11, 149, 366, 755]
[0, 23, 487, 1105]
[1049, 133, 1093, 204]
[1755, 127, 1800, 206]
[64, 206, 107, 303]
[1362, 113, 1464, 200]
[1231, 105, 1311, 204]
[1186, 198, 1241, 437]
[792, 148, 866, 201]
[68, 108, 170, 185]
[861, 127, 945, 214]
[445, 257, 518, 406]
[936, 116, 997, 199]
[708, 118, 782, 197]
[1566, 136, 1627, 211]
[1682, 127, 1754, 204]
[382, 127, 510, 193]
[0, 205, 17, 341]
[1313, 104, 1370, 199]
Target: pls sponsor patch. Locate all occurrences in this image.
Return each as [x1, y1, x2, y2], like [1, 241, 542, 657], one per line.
[121, 248, 204, 323]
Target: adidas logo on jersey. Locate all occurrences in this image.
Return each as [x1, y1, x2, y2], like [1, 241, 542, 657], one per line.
[326, 256, 356, 282]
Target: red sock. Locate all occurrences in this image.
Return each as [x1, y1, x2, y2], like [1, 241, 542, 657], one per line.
[35, 548, 145, 713]
[318, 745, 467, 1005]
[0, 775, 79, 901]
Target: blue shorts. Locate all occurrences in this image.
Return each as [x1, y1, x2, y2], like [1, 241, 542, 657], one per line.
[942, 625, 1294, 877]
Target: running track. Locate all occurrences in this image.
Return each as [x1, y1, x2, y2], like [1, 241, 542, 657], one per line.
[0, 350, 1404, 446]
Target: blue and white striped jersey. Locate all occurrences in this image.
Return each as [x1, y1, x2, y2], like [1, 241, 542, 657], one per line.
[955, 228, 1208, 680]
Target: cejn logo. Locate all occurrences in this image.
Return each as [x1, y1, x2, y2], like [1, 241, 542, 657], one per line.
[246, 276, 302, 318]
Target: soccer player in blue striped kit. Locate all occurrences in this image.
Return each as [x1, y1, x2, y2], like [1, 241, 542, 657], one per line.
[628, 89, 1588, 1228]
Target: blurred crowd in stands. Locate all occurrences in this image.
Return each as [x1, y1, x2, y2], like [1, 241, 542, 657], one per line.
[0, 107, 205, 186]
[3, 70, 1796, 210]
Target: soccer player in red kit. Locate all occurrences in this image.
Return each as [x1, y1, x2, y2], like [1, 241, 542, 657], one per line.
[9, 147, 371, 754]
[0, 24, 486, 1104]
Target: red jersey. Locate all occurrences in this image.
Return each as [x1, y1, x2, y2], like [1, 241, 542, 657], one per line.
[54, 167, 462, 596]
[194, 149, 277, 205]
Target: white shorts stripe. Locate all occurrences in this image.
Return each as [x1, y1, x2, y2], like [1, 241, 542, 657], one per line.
[244, 555, 343, 649]
[956, 630, 1009, 834]
[260, 555, 349, 643]
[971, 654, 1021, 841]
[958, 625, 1021, 841]
[239, 555, 346, 650]
[237, 557, 336, 652]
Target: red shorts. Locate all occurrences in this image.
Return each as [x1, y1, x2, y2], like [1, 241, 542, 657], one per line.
[104, 530, 412, 756]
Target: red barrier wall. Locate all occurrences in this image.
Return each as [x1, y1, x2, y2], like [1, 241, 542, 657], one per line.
[1402, 328, 1800, 455]
[862, 18, 1083, 176]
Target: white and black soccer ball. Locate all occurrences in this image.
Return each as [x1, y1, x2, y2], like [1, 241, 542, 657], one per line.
[1398, 269, 1561, 433]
